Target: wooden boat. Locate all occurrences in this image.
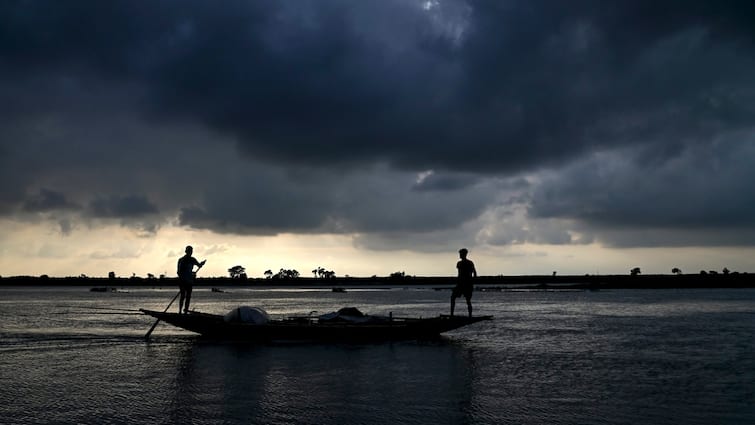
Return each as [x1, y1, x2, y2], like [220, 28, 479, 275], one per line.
[140, 308, 492, 342]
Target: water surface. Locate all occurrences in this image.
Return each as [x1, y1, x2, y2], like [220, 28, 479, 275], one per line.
[1, 286, 753, 424]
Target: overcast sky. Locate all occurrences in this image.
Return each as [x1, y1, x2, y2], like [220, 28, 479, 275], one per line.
[1, 0, 754, 277]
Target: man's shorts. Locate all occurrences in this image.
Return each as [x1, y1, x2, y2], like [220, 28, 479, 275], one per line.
[178, 278, 193, 291]
[452, 282, 473, 299]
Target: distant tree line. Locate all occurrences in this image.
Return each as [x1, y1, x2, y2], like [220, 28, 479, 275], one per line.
[627, 267, 741, 276]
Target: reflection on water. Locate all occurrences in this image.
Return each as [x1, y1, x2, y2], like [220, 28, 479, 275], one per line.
[165, 341, 477, 425]
[1, 287, 755, 424]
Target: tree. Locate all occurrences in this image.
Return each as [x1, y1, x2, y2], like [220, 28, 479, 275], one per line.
[312, 267, 332, 278]
[390, 271, 406, 279]
[671, 267, 682, 275]
[108, 271, 116, 280]
[722, 267, 730, 275]
[264, 269, 273, 279]
[274, 268, 299, 279]
[630, 267, 641, 276]
[228, 265, 246, 279]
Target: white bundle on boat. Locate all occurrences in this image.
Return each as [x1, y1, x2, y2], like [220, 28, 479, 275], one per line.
[224, 306, 270, 324]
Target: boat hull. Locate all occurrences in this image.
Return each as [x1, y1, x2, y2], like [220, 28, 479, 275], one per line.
[141, 310, 491, 342]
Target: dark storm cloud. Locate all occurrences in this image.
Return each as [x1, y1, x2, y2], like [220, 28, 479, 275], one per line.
[412, 172, 480, 192]
[88, 195, 159, 218]
[529, 137, 755, 246]
[2, 0, 755, 246]
[3, 0, 751, 171]
[177, 165, 495, 236]
[22, 188, 78, 212]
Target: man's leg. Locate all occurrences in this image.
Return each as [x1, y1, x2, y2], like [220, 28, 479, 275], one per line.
[184, 287, 192, 313]
[465, 296, 472, 318]
[178, 287, 185, 313]
[450, 294, 456, 316]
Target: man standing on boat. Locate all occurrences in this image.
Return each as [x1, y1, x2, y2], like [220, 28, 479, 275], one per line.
[451, 248, 477, 317]
[177, 245, 206, 314]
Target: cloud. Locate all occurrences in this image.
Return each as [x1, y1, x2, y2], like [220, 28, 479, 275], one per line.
[4, 1, 752, 172]
[178, 164, 494, 236]
[1, 0, 755, 249]
[529, 136, 755, 246]
[90, 247, 143, 260]
[23, 188, 79, 212]
[88, 195, 159, 218]
[412, 171, 480, 192]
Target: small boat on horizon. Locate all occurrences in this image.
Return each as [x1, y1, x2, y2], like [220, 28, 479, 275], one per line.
[90, 287, 128, 293]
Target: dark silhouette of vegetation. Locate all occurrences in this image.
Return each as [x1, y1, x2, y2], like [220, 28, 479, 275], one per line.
[228, 265, 247, 279]
[312, 267, 336, 279]
[272, 268, 299, 279]
[2, 260, 753, 290]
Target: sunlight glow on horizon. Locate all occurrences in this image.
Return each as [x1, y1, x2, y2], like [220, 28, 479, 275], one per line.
[1, 219, 754, 278]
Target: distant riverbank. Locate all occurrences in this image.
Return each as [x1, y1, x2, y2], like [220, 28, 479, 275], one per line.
[2, 273, 754, 289]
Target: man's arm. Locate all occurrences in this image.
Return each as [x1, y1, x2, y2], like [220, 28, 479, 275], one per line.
[192, 257, 206, 268]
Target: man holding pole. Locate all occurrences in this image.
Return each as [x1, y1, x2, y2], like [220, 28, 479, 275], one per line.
[177, 245, 206, 314]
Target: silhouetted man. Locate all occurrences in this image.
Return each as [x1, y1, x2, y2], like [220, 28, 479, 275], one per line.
[451, 248, 477, 317]
[177, 245, 205, 314]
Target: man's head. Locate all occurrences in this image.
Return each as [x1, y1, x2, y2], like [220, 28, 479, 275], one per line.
[185, 245, 193, 255]
[459, 248, 468, 259]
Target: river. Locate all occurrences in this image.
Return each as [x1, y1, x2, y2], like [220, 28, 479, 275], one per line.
[1, 286, 753, 424]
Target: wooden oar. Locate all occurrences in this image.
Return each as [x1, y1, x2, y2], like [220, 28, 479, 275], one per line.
[144, 291, 180, 340]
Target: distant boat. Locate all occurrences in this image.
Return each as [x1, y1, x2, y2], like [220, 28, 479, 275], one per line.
[90, 287, 114, 292]
[331, 287, 346, 293]
[140, 307, 492, 342]
[90, 287, 128, 293]
[211, 288, 226, 293]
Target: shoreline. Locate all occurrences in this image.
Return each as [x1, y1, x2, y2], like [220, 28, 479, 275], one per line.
[2, 273, 754, 289]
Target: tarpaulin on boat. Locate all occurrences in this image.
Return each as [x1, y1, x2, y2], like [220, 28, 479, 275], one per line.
[318, 307, 389, 323]
[224, 306, 270, 324]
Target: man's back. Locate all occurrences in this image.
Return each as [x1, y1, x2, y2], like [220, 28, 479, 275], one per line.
[457, 258, 476, 279]
[177, 255, 197, 280]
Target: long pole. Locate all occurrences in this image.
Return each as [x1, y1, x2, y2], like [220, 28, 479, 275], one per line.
[144, 291, 180, 340]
